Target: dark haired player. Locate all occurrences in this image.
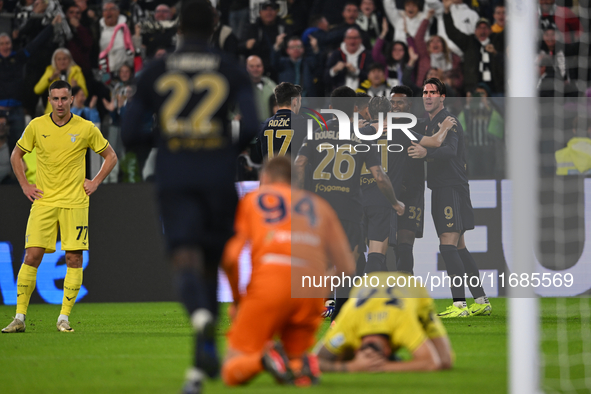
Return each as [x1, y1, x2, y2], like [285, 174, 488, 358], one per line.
[360, 94, 453, 273]
[120, 1, 259, 392]
[408, 78, 492, 318]
[257, 82, 307, 161]
[390, 85, 425, 274]
[355, 92, 371, 121]
[3, 80, 117, 334]
[295, 86, 404, 319]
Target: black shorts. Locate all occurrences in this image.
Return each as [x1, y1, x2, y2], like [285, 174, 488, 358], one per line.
[363, 205, 392, 243]
[158, 186, 238, 262]
[340, 218, 364, 253]
[431, 185, 474, 237]
[388, 212, 398, 247]
[397, 185, 425, 238]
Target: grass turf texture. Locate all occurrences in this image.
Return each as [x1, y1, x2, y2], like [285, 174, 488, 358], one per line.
[0, 298, 587, 394]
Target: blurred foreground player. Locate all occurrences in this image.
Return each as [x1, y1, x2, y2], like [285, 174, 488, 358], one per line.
[120, 1, 258, 392]
[2, 80, 117, 333]
[221, 156, 355, 386]
[315, 272, 454, 372]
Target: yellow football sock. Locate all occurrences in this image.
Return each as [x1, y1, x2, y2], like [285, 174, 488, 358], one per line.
[16, 264, 38, 315]
[60, 267, 83, 316]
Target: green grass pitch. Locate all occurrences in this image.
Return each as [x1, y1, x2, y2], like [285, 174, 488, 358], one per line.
[0, 298, 587, 394]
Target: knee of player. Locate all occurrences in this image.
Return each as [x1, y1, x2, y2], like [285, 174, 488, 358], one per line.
[171, 247, 206, 272]
[65, 251, 83, 268]
[23, 247, 44, 267]
[221, 360, 248, 386]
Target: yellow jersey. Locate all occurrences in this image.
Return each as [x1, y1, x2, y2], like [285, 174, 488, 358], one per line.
[17, 113, 109, 208]
[322, 272, 447, 356]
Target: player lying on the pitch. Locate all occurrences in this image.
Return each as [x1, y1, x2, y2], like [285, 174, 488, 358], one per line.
[314, 272, 453, 372]
[221, 156, 355, 386]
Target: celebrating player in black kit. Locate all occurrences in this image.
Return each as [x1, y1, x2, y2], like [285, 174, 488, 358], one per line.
[295, 86, 405, 318]
[407, 78, 492, 318]
[360, 95, 452, 273]
[257, 82, 307, 161]
[120, 1, 258, 393]
[390, 86, 426, 274]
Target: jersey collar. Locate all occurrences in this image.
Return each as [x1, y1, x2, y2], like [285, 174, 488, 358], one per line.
[49, 112, 73, 128]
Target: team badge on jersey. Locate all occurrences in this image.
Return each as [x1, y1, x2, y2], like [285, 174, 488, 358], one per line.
[68, 134, 79, 143]
[329, 332, 345, 348]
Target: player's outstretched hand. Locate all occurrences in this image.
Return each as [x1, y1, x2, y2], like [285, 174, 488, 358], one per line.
[22, 183, 43, 202]
[438, 116, 457, 132]
[83, 179, 98, 196]
[408, 141, 427, 159]
[349, 348, 387, 372]
[393, 201, 405, 216]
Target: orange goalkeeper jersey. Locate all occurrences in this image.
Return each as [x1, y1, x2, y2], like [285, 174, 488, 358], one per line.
[223, 182, 354, 301]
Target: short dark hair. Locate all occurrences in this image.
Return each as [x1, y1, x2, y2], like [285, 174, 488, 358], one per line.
[309, 14, 324, 26]
[49, 80, 72, 93]
[368, 96, 391, 120]
[274, 82, 302, 107]
[368, 62, 384, 73]
[356, 92, 370, 110]
[343, 0, 358, 9]
[180, 0, 216, 39]
[404, 0, 421, 7]
[331, 86, 357, 117]
[286, 36, 303, 45]
[390, 85, 413, 97]
[422, 77, 446, 96]
[71, 86, 83, 97]
[262, 156, 291, 184]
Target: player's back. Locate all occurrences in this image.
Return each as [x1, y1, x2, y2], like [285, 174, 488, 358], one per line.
[239, 184, 350, 278]
[122, 41, 257, 191]
[259, 109, 308, 162]
[299, 119, 381, 223]
[337, 272, 434, 346]
[359, 120, 422, 207]
[325, 272, 445, 354]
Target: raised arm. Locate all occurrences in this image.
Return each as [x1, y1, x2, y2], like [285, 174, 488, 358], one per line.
[414, 17, 432, 58]
[442, 0, 470, 51]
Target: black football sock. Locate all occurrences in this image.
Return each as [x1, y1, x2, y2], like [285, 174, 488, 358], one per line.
[355, 252, 367, 277]
[458, 248, 486, 299]
[439, 244, 466, 302]
[365, 252, 387, 274]
[396, 243, 414, 274]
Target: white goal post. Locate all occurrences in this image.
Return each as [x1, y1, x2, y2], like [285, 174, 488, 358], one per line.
[507, 0, 541, 393]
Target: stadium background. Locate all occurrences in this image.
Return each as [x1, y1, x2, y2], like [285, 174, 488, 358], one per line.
[2, 178, 590, 305]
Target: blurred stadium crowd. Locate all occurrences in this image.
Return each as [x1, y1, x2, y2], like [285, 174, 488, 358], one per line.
[0, 0, 588, 184]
